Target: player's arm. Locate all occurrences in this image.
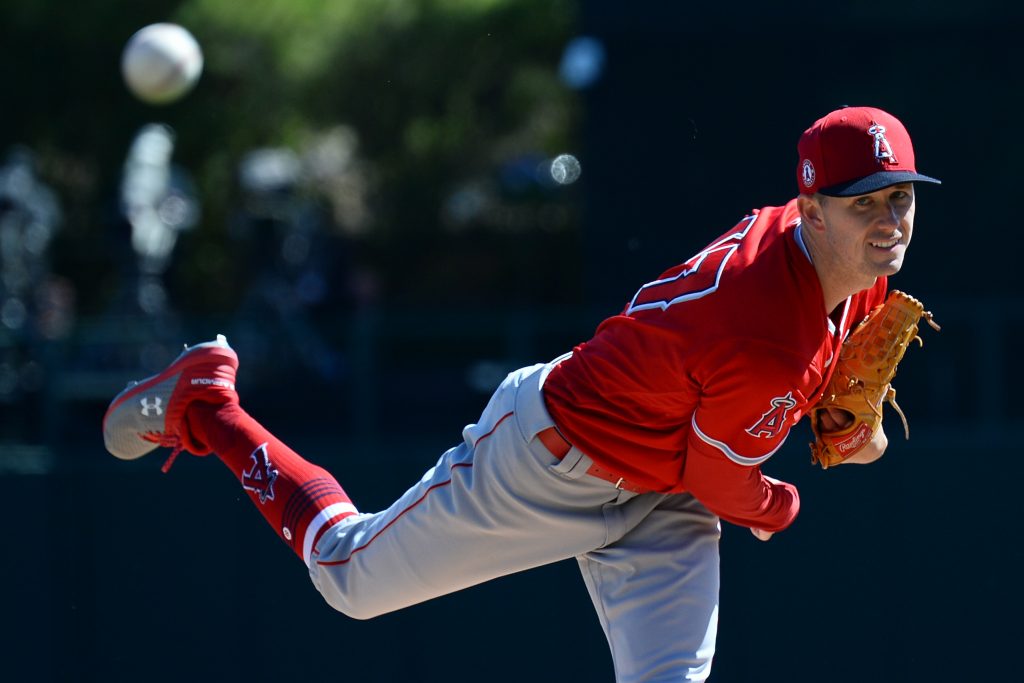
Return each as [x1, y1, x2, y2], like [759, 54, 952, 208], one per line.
[683, 344, 807, 532]
[679, 434, 800, 533]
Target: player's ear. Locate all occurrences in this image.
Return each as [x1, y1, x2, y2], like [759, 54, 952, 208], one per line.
[797, 194, 826, 232]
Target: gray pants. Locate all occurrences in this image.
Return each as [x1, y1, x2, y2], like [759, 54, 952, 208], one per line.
[309, 363, 721, 682]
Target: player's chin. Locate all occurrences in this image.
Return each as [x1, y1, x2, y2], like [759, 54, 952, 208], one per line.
[868, 249, 907, 275]
[878, 260, 905, 277]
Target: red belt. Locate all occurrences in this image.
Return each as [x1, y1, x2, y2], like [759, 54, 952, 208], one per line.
[536, 426, 649, 494]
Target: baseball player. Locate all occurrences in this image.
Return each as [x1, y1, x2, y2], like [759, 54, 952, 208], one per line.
[103, 105, 939, 682]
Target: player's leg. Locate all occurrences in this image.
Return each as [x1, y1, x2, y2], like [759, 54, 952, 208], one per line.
[577, 493, 721, 683]
[102, 336, 357, 561]
[104, 342, 627, 619]
[306, 362, 628, 619]
[185, 401, 357, 559]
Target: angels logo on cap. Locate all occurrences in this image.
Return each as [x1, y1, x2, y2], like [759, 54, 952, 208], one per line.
[801, 159, 815, 188]
[867, 124, 897, 164]
[796, 106, 941, 197]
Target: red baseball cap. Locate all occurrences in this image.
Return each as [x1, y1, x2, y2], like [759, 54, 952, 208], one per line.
[796, 106, 941, 196]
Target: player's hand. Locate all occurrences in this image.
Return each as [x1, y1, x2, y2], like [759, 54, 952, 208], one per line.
[750, 476, 788, 539]
[815, 408, 887, 464]
[817, 406, 854, 432]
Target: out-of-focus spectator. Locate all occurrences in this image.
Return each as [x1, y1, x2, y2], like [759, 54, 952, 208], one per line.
[0, 145, 67, 443]
[120, 123, 199, 316]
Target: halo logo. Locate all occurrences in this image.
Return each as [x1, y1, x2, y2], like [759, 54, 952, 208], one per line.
[747, 392, 797, 439]
[867, 124, 897, 164]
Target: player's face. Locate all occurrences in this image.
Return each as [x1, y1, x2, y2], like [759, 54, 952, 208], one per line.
[820, 184, 916, 286]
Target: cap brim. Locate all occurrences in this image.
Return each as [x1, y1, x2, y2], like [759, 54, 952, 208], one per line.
[820, 171, 942, 197]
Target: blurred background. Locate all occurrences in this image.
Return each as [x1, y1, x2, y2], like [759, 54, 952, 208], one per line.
[1, 1, 1020, 681]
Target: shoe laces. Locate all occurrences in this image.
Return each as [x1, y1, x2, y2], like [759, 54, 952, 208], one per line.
[141, 432, 185, 473]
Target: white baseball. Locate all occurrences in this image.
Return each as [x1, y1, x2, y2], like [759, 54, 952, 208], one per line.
[121, 23, 203, 105]
[550, 154, 581, 185]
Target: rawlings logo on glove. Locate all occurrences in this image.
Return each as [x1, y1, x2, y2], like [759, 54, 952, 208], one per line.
[809, 290, 940, 469]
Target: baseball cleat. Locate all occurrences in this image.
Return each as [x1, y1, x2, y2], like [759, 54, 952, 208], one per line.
[102, 335, 239, 470]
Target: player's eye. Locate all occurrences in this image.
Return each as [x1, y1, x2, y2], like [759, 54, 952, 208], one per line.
[853, 196, 873, 207]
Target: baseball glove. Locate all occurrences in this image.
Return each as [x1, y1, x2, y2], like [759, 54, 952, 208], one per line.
[809, 290, 940, 469]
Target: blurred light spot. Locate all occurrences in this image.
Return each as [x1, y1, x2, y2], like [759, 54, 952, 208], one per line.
[157, 193, 197, 230]
[239, 148, 301, 193]
[559, 36, 606, 89]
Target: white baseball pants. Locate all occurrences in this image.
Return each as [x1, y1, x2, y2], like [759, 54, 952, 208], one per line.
[309, 363, 721, 682]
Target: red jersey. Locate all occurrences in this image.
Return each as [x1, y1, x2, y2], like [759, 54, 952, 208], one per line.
[542, 199, 886, 531]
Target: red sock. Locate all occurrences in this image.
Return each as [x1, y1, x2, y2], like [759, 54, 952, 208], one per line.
[185, 402, 357, 563]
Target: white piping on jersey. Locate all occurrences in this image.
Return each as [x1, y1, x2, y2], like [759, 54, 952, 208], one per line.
[836, 297, 851, 337]
[823, 319, 835, 368]
[691, 416, 785, 467]
[794, 222, 812, 263]
[626, 246, 738, 313]
[303, 502, 360, 567]
[822, 297, 852, 368]
[626, 214, 757, 314]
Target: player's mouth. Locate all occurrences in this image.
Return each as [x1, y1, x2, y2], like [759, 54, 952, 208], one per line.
[869, 235, 901, 250]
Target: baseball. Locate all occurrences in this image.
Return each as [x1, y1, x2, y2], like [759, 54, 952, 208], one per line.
[550, 154, 581, 185]
[121, 23, 203, 105]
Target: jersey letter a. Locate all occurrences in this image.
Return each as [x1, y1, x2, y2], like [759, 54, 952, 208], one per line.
[746, 392, 797, 439]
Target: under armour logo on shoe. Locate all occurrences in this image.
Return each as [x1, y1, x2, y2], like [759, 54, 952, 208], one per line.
[140, 397, 163, 416]
[242, 443, 279, 505]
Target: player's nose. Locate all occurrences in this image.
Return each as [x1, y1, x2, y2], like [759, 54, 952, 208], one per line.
[879, 199, 902, 228]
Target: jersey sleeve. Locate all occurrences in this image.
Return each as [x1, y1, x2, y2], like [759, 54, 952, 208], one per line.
[691, 341, 808, 465]
[680, 342, 805, 530]
[680, 433, 800, 531]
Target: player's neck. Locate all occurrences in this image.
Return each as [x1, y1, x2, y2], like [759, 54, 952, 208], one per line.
[818, 277, 854, 316]
[800, 227, 872, 314]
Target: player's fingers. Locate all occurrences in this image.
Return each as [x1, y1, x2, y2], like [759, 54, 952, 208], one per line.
[751, 528, 774, 541]
[818, 407, 854, 432]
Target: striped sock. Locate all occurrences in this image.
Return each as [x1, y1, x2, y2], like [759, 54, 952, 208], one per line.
[186, 401, 357, 564]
